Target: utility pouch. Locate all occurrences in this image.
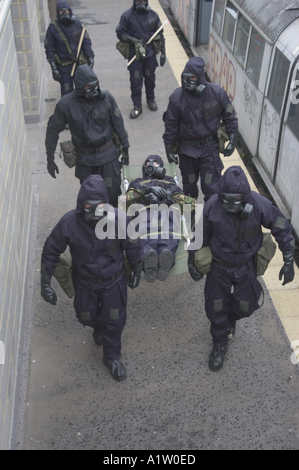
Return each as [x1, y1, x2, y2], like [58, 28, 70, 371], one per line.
[53, 250, 75, 299]
[217, 122, 229, 153]
[152, 35, 161, 54]
[255, 232, 277, 276]
[60, 140, 77, 168]
[116, 40, 131, 59]
[194, 246, 213, 275]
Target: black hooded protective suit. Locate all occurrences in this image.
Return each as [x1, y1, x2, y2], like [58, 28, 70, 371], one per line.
[163, 57, 238, 200]
[126, 155, 195, 262]
[116, 2, 165, 109]
[44, 0, 94, 96]
[196, 166, 295, 347]
[41, 175, 142, 360]
[45, 65, 130, 206]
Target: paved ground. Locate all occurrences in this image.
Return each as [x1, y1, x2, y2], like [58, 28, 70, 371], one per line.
[14, 0, 299, 451]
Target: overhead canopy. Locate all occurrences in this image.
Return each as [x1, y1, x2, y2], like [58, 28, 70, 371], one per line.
[233, 0, 299, 42]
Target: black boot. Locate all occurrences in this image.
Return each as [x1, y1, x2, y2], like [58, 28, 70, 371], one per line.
[130, 106, 142, 119]
[147, 100, 158, 111]
[143, 249, 158, 283]
[208, 345, 228, 372]
[93, 329, 103, 346]
[103, 356, 127, 381]
[228, 320, 236, 340]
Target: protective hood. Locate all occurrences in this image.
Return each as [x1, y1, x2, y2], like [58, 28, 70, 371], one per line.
[133, 0, 149, 9]
[217, 166, 251, 203]
[74, 64, 99, 98]
[76, 175, 109, 218]
[142, 155, 165, 178]
[56, 0, 73, 18]
[181, 57, 207, 88]
[144, 155, 164, 167]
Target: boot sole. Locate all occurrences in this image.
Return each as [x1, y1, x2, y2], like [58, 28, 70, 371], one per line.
[157, 250, 174, 281]
[143, 250, 158, 282]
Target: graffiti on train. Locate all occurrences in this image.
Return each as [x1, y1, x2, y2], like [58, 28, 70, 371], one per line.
[169, 0, 193, 43]
[208, 34, 236, 102]
[244, 81, 259, 126]
[261, 104, 279, 157]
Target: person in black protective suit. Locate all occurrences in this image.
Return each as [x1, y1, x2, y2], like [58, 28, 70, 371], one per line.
[188, 166, 295, 372]
[45, 64, 130, 207]
[163, 57, 238, 202]
[116, 0, 166, 119]
[40, 175, 143, 381]
[125, 155, 196, 282]
[44, 0, 95, 97]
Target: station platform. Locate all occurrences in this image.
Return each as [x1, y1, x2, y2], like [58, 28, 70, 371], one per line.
[17, 0, 299, 451]
[151, 0, 299, 356]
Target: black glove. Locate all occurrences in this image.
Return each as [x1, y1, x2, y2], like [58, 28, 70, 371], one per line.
[127, 262, 143, 289]
[120, 147, 129, 166]
[223, 133, 238, 157]
[87, 56, 94, 69]
[41, 264, 57, 305]
[49, 60, 61, 83]
[160, 44, 166, 67]
[47, 157, 59, 179]
[164, 142, 178, 165]
[142, 193, 159, 205]
[164, 188, 175, 206]
[143, 186, 167, 199]
[279, 250, 295, 286]
[188, 253, 203, 282]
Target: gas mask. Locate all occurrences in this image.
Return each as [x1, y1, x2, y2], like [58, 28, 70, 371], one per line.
[219, 193, 253, 219]
[182, 73, 206, 97]
[83, 201, 106, 226]
[134, 0, 150, 13]
[58, 8, 75, 25]
[83, 80, 101, 101]
[142, 159, 166, 179]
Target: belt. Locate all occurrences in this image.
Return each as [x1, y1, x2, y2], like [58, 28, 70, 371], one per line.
[212, 257, 253, 269]
[179, 134, 218, 147]
[74, 268, 123, 284]
[76, 139, 114, 155]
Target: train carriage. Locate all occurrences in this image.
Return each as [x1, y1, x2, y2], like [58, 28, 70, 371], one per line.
[208, 0, 299, 237]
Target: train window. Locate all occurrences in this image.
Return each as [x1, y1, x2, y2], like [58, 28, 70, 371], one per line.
[268, 49, 290, 115]
[233, 14, 250, 68]
[287, 70, 299, 139]
[245, 28, 266, 88]
[212, 0, 225, 36]
[222, 2, 237, 51]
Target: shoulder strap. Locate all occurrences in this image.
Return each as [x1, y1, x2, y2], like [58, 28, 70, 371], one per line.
[51, 21, 76, 62]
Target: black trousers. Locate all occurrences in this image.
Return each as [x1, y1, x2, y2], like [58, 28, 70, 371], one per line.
[75, 158, 122, 207]
[73, 274, 127, 361]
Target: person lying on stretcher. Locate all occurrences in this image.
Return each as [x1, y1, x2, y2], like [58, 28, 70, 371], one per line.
[125, 155, 196, 282]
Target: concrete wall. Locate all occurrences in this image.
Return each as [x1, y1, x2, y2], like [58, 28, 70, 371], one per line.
[0, 0, 45, 449]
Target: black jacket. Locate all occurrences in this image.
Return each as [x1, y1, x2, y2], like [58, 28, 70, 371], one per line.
[45, 65, 129, 166]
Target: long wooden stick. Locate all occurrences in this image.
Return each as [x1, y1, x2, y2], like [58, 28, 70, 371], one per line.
[127, 19, 169, 67]
[71, 27, 86, 77]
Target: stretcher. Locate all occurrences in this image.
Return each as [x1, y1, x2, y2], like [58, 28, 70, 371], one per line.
[122, 163, 190, 277]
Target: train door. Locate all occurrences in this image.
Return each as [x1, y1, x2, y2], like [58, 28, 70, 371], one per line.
[275, 63, 299, 235]
[258, 44, 292, 181]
